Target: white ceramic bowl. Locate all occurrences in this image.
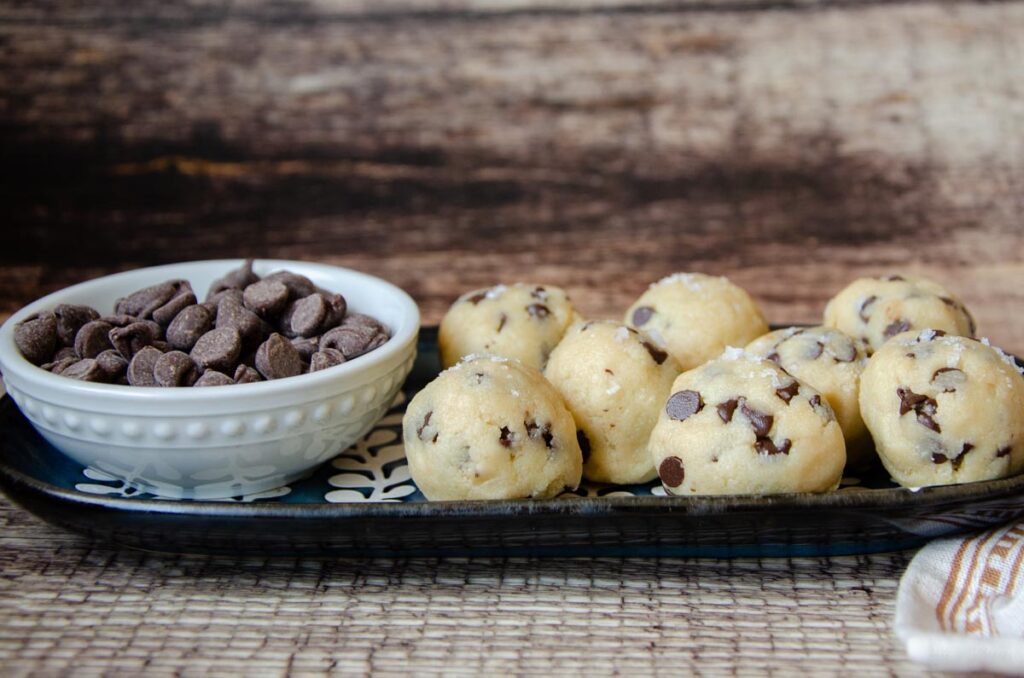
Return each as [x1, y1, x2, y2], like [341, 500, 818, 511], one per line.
[0, 259, 419, 499]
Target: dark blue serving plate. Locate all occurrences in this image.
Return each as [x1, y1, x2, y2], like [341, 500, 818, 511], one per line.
[1, 328, 1022, 557]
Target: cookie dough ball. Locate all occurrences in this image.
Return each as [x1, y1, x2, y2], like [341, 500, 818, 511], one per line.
[823, 274, 975, 354]
[545, 321, 682, 484]
[439, 283, 578, 370]
[403, 355, 583, 500]
[648, 349, 846, 495]
[859, 329, 1024, 488]
[746, 326, 874, 469]
[625, 273, 768, 371]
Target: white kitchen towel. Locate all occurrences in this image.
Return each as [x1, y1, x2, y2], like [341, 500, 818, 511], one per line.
[896, 521, 1024, 674]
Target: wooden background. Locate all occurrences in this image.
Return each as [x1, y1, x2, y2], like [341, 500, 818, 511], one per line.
[2, 0, 1023, 674]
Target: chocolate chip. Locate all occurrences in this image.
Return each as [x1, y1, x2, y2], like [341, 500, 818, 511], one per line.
[467, 291, 488, 304]
[44, 357, 79, 375]
[996, 445, 1011, 458]
[290, 336, 320, 362]
[206, 259, 258, 301]
[951, 443, 974, 471]
[242, 279, 290, 318]
[526, 303, 550, 319]
[233, 364, 261, 384]
[740, 402, 773, 437]
[809, 394, 822, 409]
[577, 429, 591, 463]
[858, 295, 878, 323]
[53, 304, 100, 347]
[309, 348, 346, 372]
[166, 304, 214, 352]
[931, 452, 948, 464]
[499, 426, 516, 448]
[73, 320, 114, 359]
[930, 329, 947, 338]
[109, 320, 161, 360]
[642, 340, 668, 365]
[765, 352, 780, 364]
[417, 411, 434, 440]
[319, 318, 389, 360]
[806, 341, 824, 360]
[95, 350, 128, 382]
[884, 319, 911, 339]
[525, 419, 554, 449]
[755, 438, 792, 456]
[153, 351, 200, 387]
[931, 367, 966, 393]
[896, 387, 941, 432]
[830, 337, 857, 363]
[255, 333, 304, 380]
[884, 275, 905, 282]
[497, 313, 507, 333]
[262, 270, 316, 300]
[530, 286, 547, 300]
[99, 314, 139, 328]
[666, 390, 703, 421]
[61, 358, 105, 382]
[287, 293, 331, 338]
[151, 284, 197, 326]
[632, 306, 655, 326]
[114, 281, 180, 319]
[190, 327, 242, 373]
[194, 370, 234, 387]
[216, 297, 265, 351]
[205, 287, 243, 309]
[54, 346, 78, 362]
[127, 346, 163, 386]
[658, 456, 685, 487]
[14, 311, 58, 365]
[775, 381, 800, 404]
[717, 398, 739, 423]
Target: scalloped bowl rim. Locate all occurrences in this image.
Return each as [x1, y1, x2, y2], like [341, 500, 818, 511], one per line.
[0, 259, 420, 411]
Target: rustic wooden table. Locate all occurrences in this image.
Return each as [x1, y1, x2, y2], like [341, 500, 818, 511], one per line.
[2, 0, 1022, 674]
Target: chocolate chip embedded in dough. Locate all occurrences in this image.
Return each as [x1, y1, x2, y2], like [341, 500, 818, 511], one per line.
[755, 437, 792, 456]
[526, 303, 550, 319]
[740, 402, 773, 438]
[498, 426, 517, 448]
[883, 319, 911, 339]
[996, 445, 1012, 458]
[255, 333, 304, 380]
[53, 304, 100, 347]
[765, 352, 780, 364]
[896, 387, 941, 433]
[717, 398, 740, 424]
[666, 390, 703, 421]
[931, 367, 966, 393]
[829, 336, 857, 363]
[417, 411, 434, 441]
[951, 443, 974, 471]
[61, 358, 105, 382]
[577, 429, 591, 463]
[309, 348, 346, 372]
[190, 327, 242, 373]
[166, 304, 214, 352]
[658, 456, 685, 487]
[809, 394, 822, 409]
[642, 340, 668, 365]
[775, 381, 800, 404]
[497, 313, 507, 333]
[153, 351, 200, 387]
[931, 452, 948, 464]
[883, 275, 905, 282]
[632, 306, 655, 327]
[805, 341, 824, 360]
[858, 295, 878, 323]
[73, 320, 114, 359]
[127, 346, 163, 386]
[14, 311, 58, 365]
[194, 370, 234, 387]
[466, 291, 487, 304]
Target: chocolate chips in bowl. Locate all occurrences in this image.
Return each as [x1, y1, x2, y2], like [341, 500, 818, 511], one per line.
[13, 260, 391, 387]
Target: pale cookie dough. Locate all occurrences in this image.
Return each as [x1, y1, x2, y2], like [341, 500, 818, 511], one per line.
[439, 283, 578, 370]
[746, 326, 874, 469]
[402, 355, 583, 500]
[859, 329, 1024, 488]
[625, 273, 768, 371]
[544, 321, 682, 484]
[648, 349, 846, 496]
[822, 274, 975, 354]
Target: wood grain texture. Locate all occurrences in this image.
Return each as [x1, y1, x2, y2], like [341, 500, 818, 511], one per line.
[1, 0, 1023, 675]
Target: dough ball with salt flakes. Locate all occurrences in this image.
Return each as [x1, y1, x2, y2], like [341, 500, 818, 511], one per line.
[746, 325, 874, 470]
[439, 283, 579, 370]
[859, 329, 1024, 488]
[545, 320, 682, 485]
[402, 355, 582, 501]
[625, 273, 768, 371]
[822, 273, 975, 354]
[648, 348, 846, 496]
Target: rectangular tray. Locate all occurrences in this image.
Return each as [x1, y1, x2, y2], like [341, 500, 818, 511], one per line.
[1, 327, 1022, 557]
